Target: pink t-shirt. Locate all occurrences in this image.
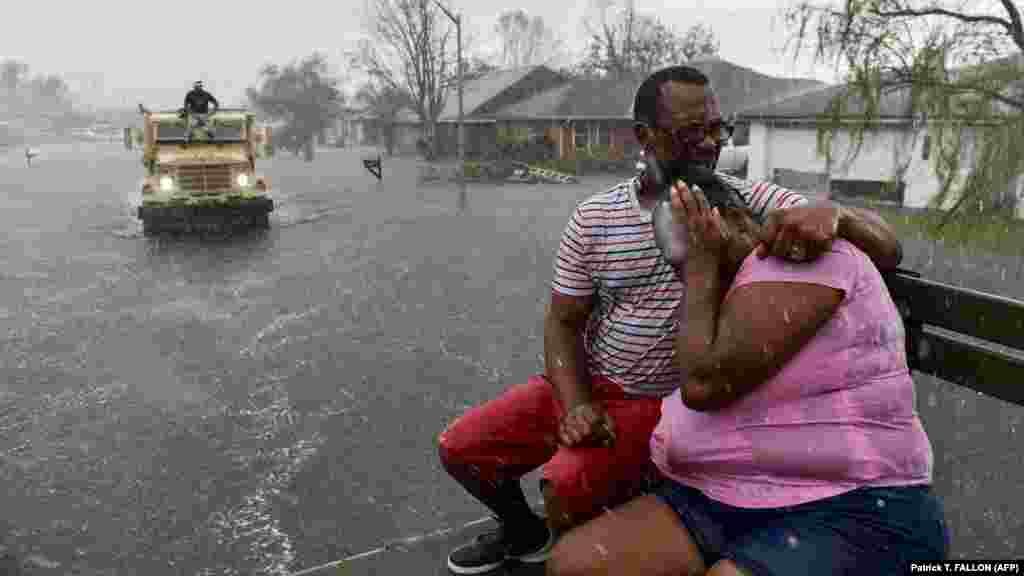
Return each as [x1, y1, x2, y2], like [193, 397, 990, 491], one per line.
[650, 239, 934, 508]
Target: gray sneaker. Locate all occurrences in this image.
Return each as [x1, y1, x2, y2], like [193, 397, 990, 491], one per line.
[446, 517, 555, 574]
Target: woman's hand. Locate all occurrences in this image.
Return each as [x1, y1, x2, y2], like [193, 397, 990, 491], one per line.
[670, 180, 728, 266]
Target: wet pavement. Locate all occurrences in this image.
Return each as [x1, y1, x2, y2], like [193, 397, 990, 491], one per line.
[1, 143, 1020, 575]
[0, 143, 620, 575]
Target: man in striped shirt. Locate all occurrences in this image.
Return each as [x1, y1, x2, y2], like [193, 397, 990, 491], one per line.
[437, 65, 903, 575]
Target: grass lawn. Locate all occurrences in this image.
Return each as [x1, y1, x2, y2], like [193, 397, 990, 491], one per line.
[869, 204, 1024, 257]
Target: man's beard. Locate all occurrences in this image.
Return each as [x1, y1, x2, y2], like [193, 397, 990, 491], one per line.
[640, 144, 721, 199]
[665, 142, 720, 179]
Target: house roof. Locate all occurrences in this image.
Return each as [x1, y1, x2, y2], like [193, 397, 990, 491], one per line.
[739, 52, 1024, 121]
[688, 58, 825, 119]
[347, 105, 420, 123]
[437, 67, 540, 122]
[492, 58, 826, 121]
[737, 83, 915, 120]
[493, 76, 638, 119]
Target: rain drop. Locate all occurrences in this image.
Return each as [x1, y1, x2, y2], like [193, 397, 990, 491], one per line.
[786, 534, 800, 549]
[783, 309, 791, 324]
[594, 543, 609, 556]
[876, 498, 886, 508]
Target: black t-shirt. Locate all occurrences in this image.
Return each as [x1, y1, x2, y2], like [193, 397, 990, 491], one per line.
[184, 89, 219, 114]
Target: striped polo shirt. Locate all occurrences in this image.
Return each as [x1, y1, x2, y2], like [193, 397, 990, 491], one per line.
[551, 173, 808, 397]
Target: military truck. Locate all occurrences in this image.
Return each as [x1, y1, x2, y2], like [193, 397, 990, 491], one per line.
[130, 105, 275, 235]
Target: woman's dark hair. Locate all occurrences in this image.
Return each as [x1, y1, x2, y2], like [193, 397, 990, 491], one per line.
[632, 66, 711, 130]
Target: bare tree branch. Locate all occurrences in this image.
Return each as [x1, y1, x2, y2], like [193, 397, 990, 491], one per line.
[578, 0, 719, 79]
[997, 0, 1024, 49]
[355, 0, 456, 146]
[873, 7, 1012, 30]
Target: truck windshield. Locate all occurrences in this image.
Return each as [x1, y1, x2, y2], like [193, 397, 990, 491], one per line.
[155, 123, 245, 143]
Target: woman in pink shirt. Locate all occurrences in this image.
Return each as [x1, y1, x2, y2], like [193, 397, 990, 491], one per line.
[547, 183, 948, 576]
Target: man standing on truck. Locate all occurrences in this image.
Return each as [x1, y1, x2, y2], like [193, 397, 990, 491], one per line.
[183, 80, 220, 144]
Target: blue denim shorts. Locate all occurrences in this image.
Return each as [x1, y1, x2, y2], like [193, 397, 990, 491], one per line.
[654, 477, 949, 576]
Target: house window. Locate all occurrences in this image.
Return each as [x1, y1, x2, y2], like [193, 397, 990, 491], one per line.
[594, 123, 611, 148]
[574, 123, 589, 149]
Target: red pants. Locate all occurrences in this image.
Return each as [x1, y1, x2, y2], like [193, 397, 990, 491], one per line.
[438, 374, 662, 518]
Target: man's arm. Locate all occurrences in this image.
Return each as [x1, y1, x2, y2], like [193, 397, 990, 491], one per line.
[730, 176, 903, 270]
[836, 204, 903, 270]
[209, 94, 220, 110]
[756, 201, 903, 271]
[545, 293, 594, 409]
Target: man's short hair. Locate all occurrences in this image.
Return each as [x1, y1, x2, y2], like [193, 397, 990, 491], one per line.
[631, 66, 711, 130]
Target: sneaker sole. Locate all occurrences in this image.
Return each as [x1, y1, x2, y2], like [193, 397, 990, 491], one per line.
[510, 547, 551, 564]
[446, 557, 505, 575]
[508, 530, 556, 564]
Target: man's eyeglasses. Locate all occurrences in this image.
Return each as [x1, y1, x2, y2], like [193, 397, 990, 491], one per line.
[659, 121, 734, 145]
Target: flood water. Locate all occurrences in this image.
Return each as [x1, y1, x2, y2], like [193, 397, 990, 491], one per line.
[0, 143, 613, 574]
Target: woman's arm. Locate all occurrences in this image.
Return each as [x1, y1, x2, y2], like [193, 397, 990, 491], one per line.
[757, 202, 903, 271]
[678, 272, 844, 412]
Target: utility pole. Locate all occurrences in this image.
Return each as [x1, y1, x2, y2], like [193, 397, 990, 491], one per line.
[432, 0, 464, 187]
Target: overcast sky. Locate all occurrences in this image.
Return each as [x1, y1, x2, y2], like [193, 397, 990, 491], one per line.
[4, 0, 843, 109]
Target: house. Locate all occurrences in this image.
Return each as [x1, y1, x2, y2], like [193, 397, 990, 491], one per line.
[375, 107, 424, 155]
[491, 75, 641, 161]
[324, 105, 424, 154]
[489, 58, 825, 163]
[434, 66, 568, 159]
[322, 105, 361, 146]
[687, 56, 824, 145]
[737, 64, 1024, 214]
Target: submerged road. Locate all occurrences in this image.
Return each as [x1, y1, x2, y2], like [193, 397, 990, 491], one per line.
[0, 143, 1019, 575]
[0, 143, 621, 574]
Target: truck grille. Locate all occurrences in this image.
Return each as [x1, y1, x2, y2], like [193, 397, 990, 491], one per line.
[176, 164, 233, 194]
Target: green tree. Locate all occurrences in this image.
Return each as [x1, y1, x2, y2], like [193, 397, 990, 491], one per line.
[246, 53, 344, 162]
[784, 0, 1024, 221]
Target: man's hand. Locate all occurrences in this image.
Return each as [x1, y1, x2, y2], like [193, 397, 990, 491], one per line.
[558, 403, 616, 448]
[756, 201, 841, 262]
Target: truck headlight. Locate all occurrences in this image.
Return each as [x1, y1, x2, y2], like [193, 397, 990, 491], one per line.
[236, 173, 250, 187]
[159, 176, 174, 191]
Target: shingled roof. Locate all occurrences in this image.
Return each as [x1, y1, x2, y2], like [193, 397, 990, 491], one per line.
[739, 52, 1024, 121]
[492, 58, 826, 121]
[437, 67, 549, 122]
[494, 76, 638, 119]
[737, 84, 915, 120]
